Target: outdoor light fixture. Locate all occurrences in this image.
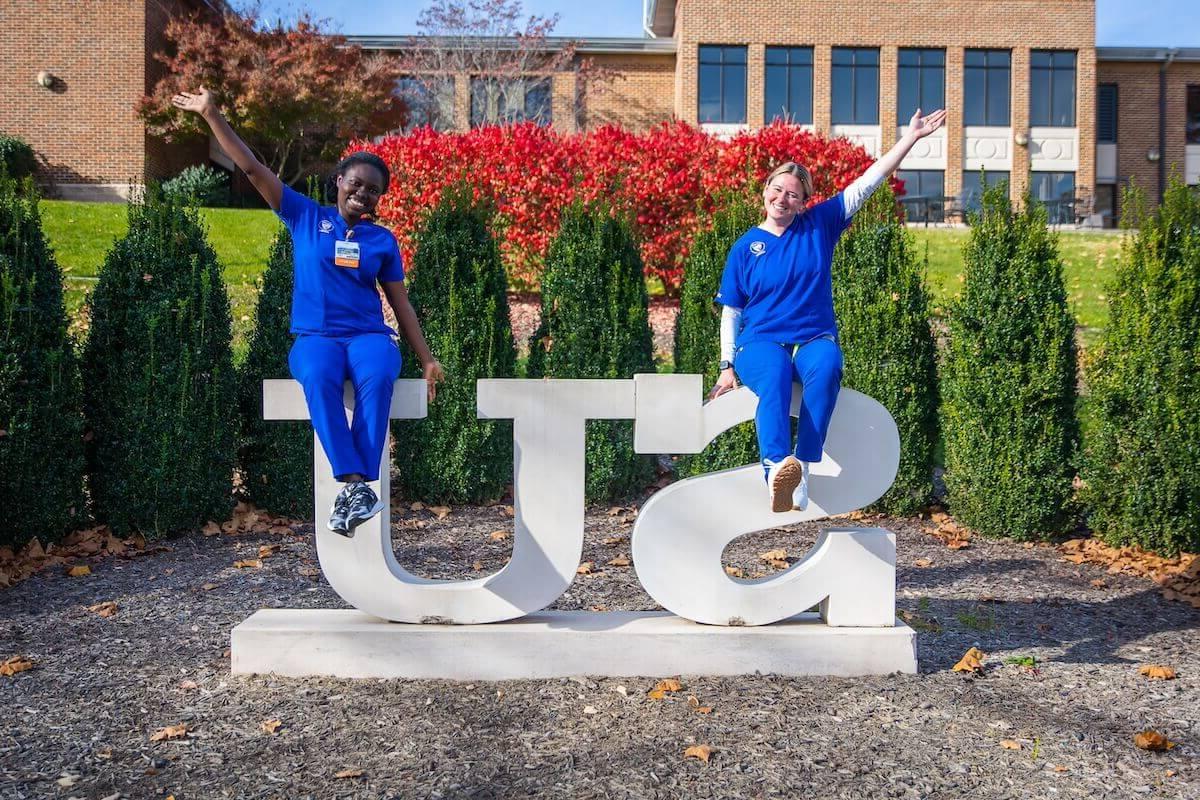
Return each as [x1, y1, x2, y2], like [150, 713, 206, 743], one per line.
[35, 70, 54, 89]
[1146, 147, 1161, 162]
[1013, 131, 1029, 146]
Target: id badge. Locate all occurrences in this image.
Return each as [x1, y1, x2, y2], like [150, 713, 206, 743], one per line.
[334, 240, 360, 269]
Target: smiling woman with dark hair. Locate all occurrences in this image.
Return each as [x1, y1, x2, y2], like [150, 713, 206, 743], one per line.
[173, 87, 444, 536]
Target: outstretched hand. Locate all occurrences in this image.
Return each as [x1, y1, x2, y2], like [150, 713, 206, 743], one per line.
[906, 108, 947, 140]
[423, 360, 446, 402]
[171, 87, 216, 117]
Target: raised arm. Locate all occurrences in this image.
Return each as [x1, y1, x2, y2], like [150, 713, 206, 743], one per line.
[171, 87, 283, 211]
[842, 107, 947, 218]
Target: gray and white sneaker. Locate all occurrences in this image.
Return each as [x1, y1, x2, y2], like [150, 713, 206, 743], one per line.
[343, 481, 385, 532]
[327, 484, 353, 537]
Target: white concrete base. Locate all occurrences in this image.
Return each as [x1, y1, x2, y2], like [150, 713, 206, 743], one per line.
[232, 610, 918, 680]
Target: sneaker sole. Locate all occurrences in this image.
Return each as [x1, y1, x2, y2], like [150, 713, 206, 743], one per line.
[770, 457, 804, 513]
[344, 499, 386, 531]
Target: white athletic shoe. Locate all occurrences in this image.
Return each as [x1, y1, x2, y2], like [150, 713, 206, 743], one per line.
[792, 461, 810, 511]
[767, 456, 803, 513]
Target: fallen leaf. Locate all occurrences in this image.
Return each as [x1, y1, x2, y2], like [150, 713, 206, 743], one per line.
[472, 561, 484, 571]
[615, 685, 628, 697]
[150, 723, 189, 742]
[724, 566, 745, 578]
[0, 655, 34, 677]
[687, 695, 713, 713]
[1133, 730, 1175, 751]
[759, 549, 787, 561]
[88, 601, 118, 618]
[1090, 578, 1107, 588]
[576, 562, 593, 575]
[607, 555, 631, 567]
[260, 719, 282, 734]
[589, 604, 608, 611]
[1138, 665, 1177, 680]
[178, 680, 198, 690]
[201, 583, 218, 591]
[335, 768, 364, 779]
[649, 678, 684, 698]
[258, 544, 280, 558]
[488, 530, 509, 541]
[67, 565, 91, 577]
[1053, 765, 1068, 772]
[502, 505, 515, 517]
[946, 539, 970, 550]
[429, 505, 451, 519]
[684, 744, 713, 762]
[766, 558, 789, 569]
[1000, 739, 1021, 750]
[583, 705, 598, 715]
[952, 647, 986, 673]
[234, 559, 263, 569]
[298, 567, 320, 578]
[201, 521, 221, 537]
[914, 558, 933, 568]
[602, 536, 626, 546]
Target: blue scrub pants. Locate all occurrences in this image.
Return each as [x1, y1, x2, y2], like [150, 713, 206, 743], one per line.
[733, 337, 843, 471]
[288, 333, 401, 482]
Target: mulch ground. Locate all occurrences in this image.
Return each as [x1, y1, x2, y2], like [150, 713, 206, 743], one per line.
[1, 493, 1197, 800]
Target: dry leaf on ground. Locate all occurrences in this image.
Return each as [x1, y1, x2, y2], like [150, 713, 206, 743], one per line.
[759, 549, 787, 561]
[429, 505, 451, 519]
[489, 530, 509, 541]
[150, 724, 189, 742]
[607, 555, 631, 567]
[1000, 739, 1022, 750]
[233, 559, 263, 569]
[648, 678, 684, 699]
[602, 536, 625, 546]
[914, 558, 933, 568]
[952, 647, 986, 673]
[258, 544, 280, 558]
[201, 521, 221, 536]
[178, 680, 198, 690]
[335, 768, 364, 779]
[1138, 665, 1177, 680]
[0, 655, 34, 677]
[260, 719, 282, 734]
[684, 744, 713, 762]
[1133, 730, 1175, 751]
[724, 566, 745, 578]
[66, 565, 91, 577]
[687, 695, 713, 713]
[576, 562, 593, 575]
[87, 601, 118, 618]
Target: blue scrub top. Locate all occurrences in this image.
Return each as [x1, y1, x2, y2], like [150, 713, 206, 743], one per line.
[276, 185, 405, 336]
[715, 193, 851, 346]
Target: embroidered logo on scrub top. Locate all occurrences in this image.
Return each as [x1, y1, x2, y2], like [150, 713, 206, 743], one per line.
[319, 219, 334, 234]
[750, 241, 766, 256]
[334, 240, 360, 269]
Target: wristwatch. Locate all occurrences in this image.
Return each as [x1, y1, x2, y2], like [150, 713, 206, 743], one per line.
[718, 360, 733, 371]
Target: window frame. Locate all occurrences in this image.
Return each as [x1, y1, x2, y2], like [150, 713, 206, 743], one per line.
[964, 49, 1011, 126]
[831, 46, 880, 125]
[1030, 50, 1077, 127]
[698, 44, 748, 124]
[764, 45, 814, 124]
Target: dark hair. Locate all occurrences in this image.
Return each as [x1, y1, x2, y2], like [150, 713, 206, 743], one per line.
[328, 152, 390, 199]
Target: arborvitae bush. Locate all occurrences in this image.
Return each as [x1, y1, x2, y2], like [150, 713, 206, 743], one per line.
[527, 202, 656, 502]
[82, 189, 236, 538]
[393, 189, 517, 504]
[1082, 180, 1200, 555]
[236, 229, 312, 517]
[0, 176, 85, 546]
[673, 193, 760, 476]
[941, 182, 1079, 539]
[832, 185, 939, 515]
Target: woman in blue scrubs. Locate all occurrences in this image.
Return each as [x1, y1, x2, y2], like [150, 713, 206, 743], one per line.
[710, 108, 946, 513]
[174, 87, 444, 535]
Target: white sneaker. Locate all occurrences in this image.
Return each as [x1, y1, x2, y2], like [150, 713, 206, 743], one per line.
[767, 456, 803, 513]
[792, 461, 810, 511]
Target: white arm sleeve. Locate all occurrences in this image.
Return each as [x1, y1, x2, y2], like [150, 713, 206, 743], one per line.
[719, 305, 742, 363]
[841, 159, 891, 219]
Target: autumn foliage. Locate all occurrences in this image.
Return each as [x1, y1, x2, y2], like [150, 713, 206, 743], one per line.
[359, 121, 881, 293]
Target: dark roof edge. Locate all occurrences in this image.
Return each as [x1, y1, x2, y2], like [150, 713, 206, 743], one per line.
[1097, 46, 1200, 62]
[346, 35, 677, 55]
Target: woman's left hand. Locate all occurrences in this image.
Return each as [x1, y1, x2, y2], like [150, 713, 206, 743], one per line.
[423, 359, 445, 402]
[906, 108, 947, 140]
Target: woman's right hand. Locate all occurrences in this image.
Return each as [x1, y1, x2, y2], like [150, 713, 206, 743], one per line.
[171, 87, 216, 118]
[708, 367, 738, 400]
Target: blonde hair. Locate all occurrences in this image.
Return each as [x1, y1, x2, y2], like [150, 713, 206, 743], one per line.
[764, 161, 814, 199]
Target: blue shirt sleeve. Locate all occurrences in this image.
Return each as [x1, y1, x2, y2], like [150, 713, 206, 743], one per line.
[377, 234, 405, 284]
[812, 194, 852, 240]
[714, 243, 748, 308]
[275, 184, 318, 233]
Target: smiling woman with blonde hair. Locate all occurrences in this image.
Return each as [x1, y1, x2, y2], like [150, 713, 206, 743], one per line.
[710, 107, 947, 513]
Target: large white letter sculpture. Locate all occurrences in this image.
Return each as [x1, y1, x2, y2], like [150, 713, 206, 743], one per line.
[263, 375, 900, 627]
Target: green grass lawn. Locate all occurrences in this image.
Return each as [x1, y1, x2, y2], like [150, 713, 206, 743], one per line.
[41, 200, 1127, 357]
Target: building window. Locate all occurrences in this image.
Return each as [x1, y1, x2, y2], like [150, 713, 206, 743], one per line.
[896, 169, 945, 221]
[961, 170, 1009, 211]
[1030, 51, 1076, 127]
[898, 48, 945, 121]
[1031, 171, 1076, 224]
[765, 46, 813, 124]
[832, 47, 879, 125]
[395, 77, 455, 132]
[1097, 84, 1118, 143]
[470, 77, 551, 127]
[1188, 85, 1200, 144]
[698, 45, 747, 124]
[964, 49, 1010, 126]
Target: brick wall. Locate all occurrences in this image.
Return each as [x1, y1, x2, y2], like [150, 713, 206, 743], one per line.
[581, 53, 676, 130]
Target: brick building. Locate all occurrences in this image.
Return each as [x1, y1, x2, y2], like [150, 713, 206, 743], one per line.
[2, 0, 1198, 218]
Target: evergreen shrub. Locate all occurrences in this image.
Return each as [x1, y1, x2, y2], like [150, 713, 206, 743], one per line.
[0, 176, 85, 546]
[672, 193, 760, 476]
[236, 229, 312, 517]
[832, 185, 939, 514]
[82, 188, 236, 538]
[941, 182, 1079, 539]
[1082, 180, 1200, 555]
[163, 164, 229, 207]
[527, 202, 656, 502]
[0, 136, 37, 182]
[392, 189, 517, 504]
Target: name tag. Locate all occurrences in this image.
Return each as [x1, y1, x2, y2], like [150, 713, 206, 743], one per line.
[334, 240, 360, 269]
